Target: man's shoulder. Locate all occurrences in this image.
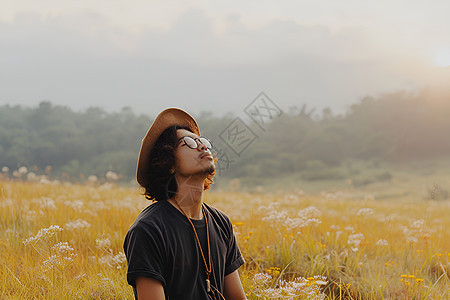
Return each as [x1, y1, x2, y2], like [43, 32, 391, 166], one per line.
[204, 203, 232, 228]
[204, 202, 228, 217]
[128, 201, 170, 231]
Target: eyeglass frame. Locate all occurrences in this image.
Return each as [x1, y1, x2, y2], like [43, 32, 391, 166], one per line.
[176, 136, 213, 150]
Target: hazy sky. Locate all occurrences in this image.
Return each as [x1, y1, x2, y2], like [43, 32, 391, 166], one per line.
[1, 0, 450, 116]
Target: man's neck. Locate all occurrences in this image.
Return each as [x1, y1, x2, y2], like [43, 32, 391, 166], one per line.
[169, 174, 205, 220]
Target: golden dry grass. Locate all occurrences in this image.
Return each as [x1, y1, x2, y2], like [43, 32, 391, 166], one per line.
[0, 180, 448, 299]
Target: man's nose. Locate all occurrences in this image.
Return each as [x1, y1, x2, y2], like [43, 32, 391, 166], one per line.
[197, 142, 207, 151]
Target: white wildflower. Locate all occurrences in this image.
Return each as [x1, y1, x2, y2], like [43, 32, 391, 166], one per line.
[298, 206, 322, 218]
[39, 176, 52, 184]
[284, 194, 299, 202]
[83, 209, 97, 216]
[263, 207, 322, 230]
[312, 275, 328, 285]
[117, 200, 137, 211]
[23, 225, 63, 244]
[375, 239, 389, 246]
[112, 252, 126, 265]
[99, 183, 113, 190]
[403, 219, 427, 243]
[99, 252, 127, 269]
[100, 276, 115, 289]
[42, 254, 59, 268]
[74, 273, 87, 280]
[24, 210, 37, 221]
[32, 197, 57, 210]
[26, 172, 38, 181]
[284, 217, 304, 230]
[88, 200, 107, 211]
[105, 171, 119, 181]
[2, 166, 9, 173]
[1, 198, 13, 208]
[52, 241, 75, 253]
[330, 225, 340, 231]
[64, 200, 84, 211]
[260, 287, 282, 298]
[325, 191, 345, 200]
[252, 273, 272, 286]
[258, 201, 280, 213]
[407, 236, 418, 243]
[65, 219, 91, 230]
[18, 166, 28, 175]
[356, 208, 374, 216]
[96, 236, 112, 249]
[253, 275, 327, 299]
[410, 219, 425, 229]
[347, 233, 365, 250]
[88, 175, 98, 183]
[42, 242, 77, 271]
[262, 210, 288, 224]
[345, 226, 355, 232]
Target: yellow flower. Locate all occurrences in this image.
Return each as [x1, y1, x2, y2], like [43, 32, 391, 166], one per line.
[400, 274, 407, 278]
[266, 267, 281, 276]
[385, 261, 394, 267]
[408, 275, 415, 279]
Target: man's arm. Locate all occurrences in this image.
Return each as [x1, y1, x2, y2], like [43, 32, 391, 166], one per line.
[135, 277, 165, 300]
[223, 270, 247, 300]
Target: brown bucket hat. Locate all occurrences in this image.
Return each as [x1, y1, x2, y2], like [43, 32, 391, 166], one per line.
[136, 107, 200, 187]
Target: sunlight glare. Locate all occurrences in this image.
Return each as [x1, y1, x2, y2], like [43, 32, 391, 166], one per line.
[434, 50, 450, 67]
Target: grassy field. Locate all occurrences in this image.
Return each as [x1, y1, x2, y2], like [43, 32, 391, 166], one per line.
[0, 179, 448, 299]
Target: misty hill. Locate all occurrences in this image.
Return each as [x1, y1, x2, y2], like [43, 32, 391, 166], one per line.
[1, 89, 449, 186]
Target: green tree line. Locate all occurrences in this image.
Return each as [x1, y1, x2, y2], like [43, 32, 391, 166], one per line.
[1, 89, 449, 183]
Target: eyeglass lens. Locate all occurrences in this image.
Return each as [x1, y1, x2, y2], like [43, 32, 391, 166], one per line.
[183, 137, 212, 149]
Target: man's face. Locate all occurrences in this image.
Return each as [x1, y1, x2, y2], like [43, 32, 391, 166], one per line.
[173, 129, 215, 177]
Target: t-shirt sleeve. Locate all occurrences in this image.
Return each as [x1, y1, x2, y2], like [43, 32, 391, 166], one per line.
[224, 216, 245, 276]
[123, 222, 166, 287]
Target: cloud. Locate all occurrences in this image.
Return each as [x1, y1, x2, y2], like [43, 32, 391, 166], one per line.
[0, 8, 446, 116]
[133, 9, 379, 68]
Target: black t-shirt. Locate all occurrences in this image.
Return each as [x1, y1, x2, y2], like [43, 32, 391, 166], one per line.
[123, 200, 245, 300]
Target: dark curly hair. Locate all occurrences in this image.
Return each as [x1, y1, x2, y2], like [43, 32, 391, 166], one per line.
[143, 125, 215, 201]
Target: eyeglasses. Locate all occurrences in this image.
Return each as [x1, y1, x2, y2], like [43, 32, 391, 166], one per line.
[176, 136, 213, 150]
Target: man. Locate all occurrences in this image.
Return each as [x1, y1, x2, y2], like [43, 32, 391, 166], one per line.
[124, 108, 247, 300]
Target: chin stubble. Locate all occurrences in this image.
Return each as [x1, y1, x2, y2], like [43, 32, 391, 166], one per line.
[205, 164, 215, 175]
